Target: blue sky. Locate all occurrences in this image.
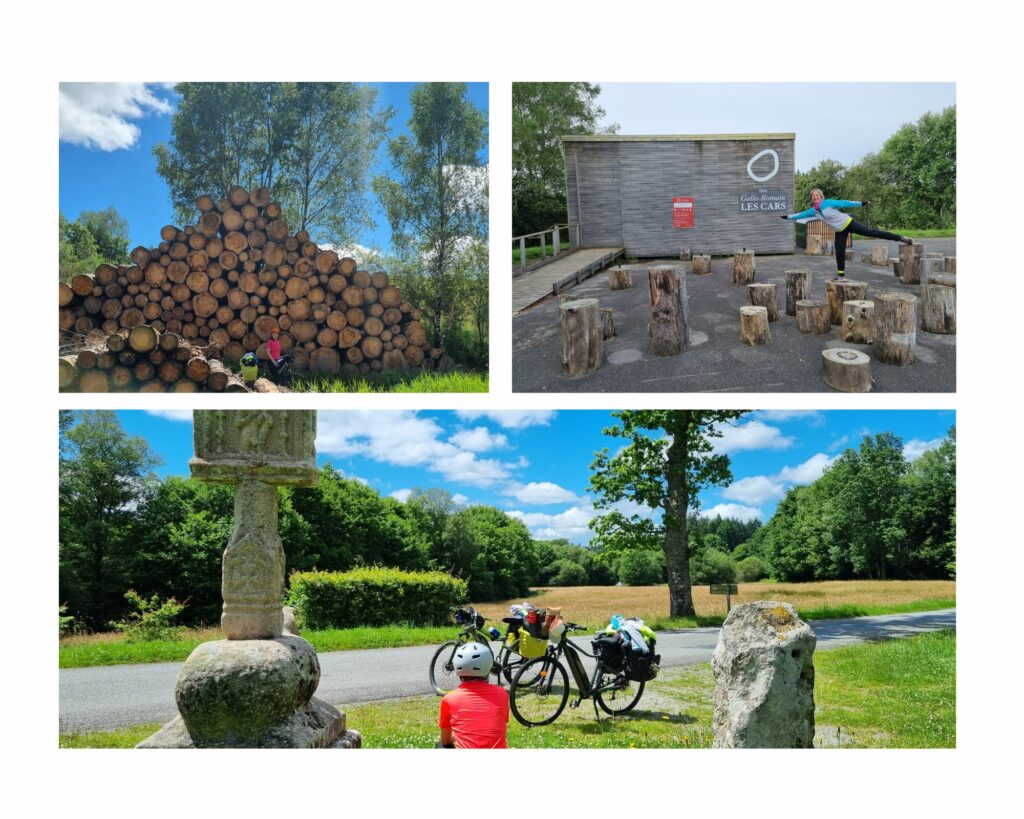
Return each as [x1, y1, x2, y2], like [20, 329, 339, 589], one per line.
[594, 83, 956, 172]
[112, 409, 954, 544]
[59, 82, 489, 255]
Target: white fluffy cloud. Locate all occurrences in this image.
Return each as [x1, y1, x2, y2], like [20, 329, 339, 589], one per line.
[390, 489, 413, 502]
[504, 481, 578, 505]
[146, 410, 193, 422]
[713, 420, 794, 455]
[452, 494, 469, 507]
[316, 411, 512, 488]
[723, 476, 785, 505]
[756, 411, 825, 424]
[455, 411, 556, 429]
[60, 83, 172, 150]
[449, 426, 508, 452]
[778, 453, 837, 484]
[508, 505, 597, 542]
[700, 503, 763, 522]
[904, 437, 944, 461]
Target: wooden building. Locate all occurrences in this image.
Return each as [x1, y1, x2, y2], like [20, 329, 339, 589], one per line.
[563, 133, 796, 257]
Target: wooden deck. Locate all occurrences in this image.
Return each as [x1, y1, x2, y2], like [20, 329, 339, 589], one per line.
[512, 247, 624, 314]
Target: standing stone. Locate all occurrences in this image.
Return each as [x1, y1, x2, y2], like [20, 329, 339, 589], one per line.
[647, 266, 689, 356]
[784, 269, 812, 317]
[747, 283, 779, 321]
[732, 250, 755, 285]
[712, 601, 816, 749]
[139, 410, 361, 749]
[691, 255, 712, 275]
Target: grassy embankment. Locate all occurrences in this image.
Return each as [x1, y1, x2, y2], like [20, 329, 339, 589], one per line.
[59, 629, 955, 749]
[59, 580, 954, 669]
[290, 370, 488, 393]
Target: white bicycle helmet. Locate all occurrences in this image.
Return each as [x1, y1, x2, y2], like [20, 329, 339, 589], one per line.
[453, 641, 493, 678]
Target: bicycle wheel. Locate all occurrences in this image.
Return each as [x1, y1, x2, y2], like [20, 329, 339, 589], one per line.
[428, 640, 462, 695]
[510, 656, 570, 727]
[500, 643, 541, 687]
[595, 675, 645, 716]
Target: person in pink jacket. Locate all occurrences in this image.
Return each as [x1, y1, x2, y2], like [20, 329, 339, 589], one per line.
[265, 327, 287, 381]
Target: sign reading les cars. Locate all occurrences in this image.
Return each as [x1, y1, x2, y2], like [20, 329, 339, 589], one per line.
[740, 188, 789, 213]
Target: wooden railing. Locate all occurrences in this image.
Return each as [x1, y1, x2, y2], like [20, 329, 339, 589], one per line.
[512, 223, 582, 273]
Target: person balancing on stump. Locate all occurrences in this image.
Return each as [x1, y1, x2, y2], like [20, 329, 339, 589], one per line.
[781, 188, 913, 280]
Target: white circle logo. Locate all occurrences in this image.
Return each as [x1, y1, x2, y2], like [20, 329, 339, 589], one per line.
[746, 149, 780, 182]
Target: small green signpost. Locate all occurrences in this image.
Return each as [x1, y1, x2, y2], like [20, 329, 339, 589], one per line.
[711, 583, 739, 613]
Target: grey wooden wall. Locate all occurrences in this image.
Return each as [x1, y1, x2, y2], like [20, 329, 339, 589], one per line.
[564, 137, 796, 256]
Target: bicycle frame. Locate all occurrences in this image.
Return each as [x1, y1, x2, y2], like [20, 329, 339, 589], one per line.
[547, 634, 623, 707]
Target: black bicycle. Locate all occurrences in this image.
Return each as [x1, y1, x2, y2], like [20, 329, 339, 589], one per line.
[264, 355, 293, 386]
[509, 622, 648, 726]
[428, 607, 539, 695]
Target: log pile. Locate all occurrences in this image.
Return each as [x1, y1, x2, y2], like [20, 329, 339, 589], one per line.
[59, 185, 443, 388]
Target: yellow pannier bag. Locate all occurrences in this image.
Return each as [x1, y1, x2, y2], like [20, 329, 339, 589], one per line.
[517, 631, 548, 658]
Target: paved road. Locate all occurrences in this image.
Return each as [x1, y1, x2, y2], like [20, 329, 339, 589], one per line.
[59, 609, 955, 734]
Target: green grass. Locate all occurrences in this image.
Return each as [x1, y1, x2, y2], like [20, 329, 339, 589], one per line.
[59, 597, 956, 669]
[513, 241, 571, 265]
[59, 630, 954, 749]
[884, 228, 956, 238]
[290, 370, 488, 393]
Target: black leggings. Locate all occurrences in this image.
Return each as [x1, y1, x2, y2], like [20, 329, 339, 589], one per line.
[835, 220, 904, 272]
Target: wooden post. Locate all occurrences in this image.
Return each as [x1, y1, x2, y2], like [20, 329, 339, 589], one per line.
[608, 267, 633, 290]
[944, 256, 956, 274]
[795, 299, 831, 335]
[692, 255, 711, 275]
[552, 225, 560, 255]
[747, 283, 778, 321]
[899, 243, 924, 284]
[679, 247, 692, 261]
[732, 250, 755, 286]
[784, 269, 812, 317]
[841, 300, 875, 344]
[826, 279, 868, 325]
[806, 234, 824, 256]
[921, 274, 956, 334]
[518, 236, 526, 271]
[601, 308, 615, 340]
[874, 292, 918, 365]
[870, 246, 889, 266]
[559, 298, 603, 376]
[647, 266, 689, 356]
[822, 348, 872, 392]
[739, 306, 770, 346]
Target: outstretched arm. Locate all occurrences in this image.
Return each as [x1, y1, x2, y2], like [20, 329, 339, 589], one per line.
[783, 206, 817, 220]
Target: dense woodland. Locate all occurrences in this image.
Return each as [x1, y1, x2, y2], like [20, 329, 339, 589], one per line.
[59, 412, 955, 631]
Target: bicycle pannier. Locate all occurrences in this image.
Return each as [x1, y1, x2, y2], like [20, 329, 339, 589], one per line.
[591, 633, 626, 674]
[623, 639, 661, 682]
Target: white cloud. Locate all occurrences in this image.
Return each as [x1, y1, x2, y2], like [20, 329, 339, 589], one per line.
[390, 489, 413, 502]
[756, 411, 825, 424]
[778, 453, 837, 484]
[699, 503, 763, 522]
[904, 437, 944, 461]
[828, 435, 851, 452]
[59, 83, 172, 150]
[723, 476, 785, 505]
[449, 426, 508, 452]
[146, 410, 193, 422]
[452, 494, 469, 506]
[504, 481, 579, 505]
[316, 411, 513, 488]
[713, 420, 794, 455]
[508, 505, 597, 542]
[455, 411, 556, 429]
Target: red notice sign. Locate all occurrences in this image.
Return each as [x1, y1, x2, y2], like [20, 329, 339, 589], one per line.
[673, 197, 694, 228]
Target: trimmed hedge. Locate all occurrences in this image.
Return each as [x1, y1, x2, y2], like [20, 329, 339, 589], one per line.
[287, 568, 468, 630]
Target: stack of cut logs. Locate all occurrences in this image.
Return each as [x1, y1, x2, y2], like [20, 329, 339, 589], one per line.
[60, 185, 441, 391]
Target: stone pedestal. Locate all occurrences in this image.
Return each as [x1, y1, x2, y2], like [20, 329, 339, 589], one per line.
[712, 601, 816, 748]
[138, 410, 359, 749]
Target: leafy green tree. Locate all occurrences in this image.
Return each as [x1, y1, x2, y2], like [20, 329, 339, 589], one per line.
[59, 209, 131, 280]
[78, 208, 130, 261]
[689, 548, 737, 585]
[618, 550, 664, 586]
[900, 427, 956, 578]
[442, 506, 537, 601]
[735, 555, 770, 582]
[374, 83, 488, 350]
[59, 411, 161, 628]
[589, 411, 746, 617]
[512, 82, 616, 235]
[546, 559, 589, 587]
[794, 158, 848, 209]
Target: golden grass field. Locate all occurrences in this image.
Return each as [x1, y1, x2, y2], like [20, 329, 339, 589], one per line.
[473, 580, 956, 627]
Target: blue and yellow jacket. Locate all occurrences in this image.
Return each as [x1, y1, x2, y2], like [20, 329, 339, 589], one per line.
[786, 199, 863, 231]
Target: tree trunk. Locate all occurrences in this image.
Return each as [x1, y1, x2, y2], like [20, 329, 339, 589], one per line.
[732, 250, 755, 285]
[647, 266, 689, 356]
[608, 267, 632, 290]
[921, 275, 956, 334]
[559, 298, 603, 376]
[746, 283, 778, 321]
[795, 299, 831, 334]
[691, 255, 711, 275]
[739, 306, 770, 345]
[944, 257, 956, 274]
[873, 292, 918, 365]
[601, 308, 615, 340]
[664, 412, 696, 617]
[826, 279, 868, 325]
[870, 245, 890, 266]
[841, 300, 875, 344]
[784, 269, 812, 316]
[822, 348, 872, 392]
[898, 243, 923, 284]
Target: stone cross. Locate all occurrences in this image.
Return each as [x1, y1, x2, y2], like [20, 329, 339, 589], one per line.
[190, 410, 317, 640]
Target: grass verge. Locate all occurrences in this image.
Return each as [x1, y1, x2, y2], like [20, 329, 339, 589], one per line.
[59, 630, 954, 749]
[512, 241, 571, 265]
[290, 371, 488, 393]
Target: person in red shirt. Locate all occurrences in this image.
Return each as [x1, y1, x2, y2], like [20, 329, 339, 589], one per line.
[438, 641, 509, 749]
[265, 327, 287, 381]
